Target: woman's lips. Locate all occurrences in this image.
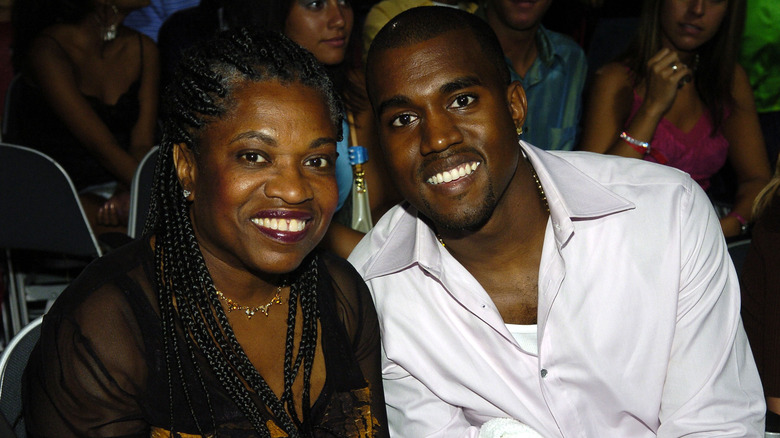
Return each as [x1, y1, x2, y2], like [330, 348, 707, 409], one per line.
[251, 212, 311, 243]
[323, 37, 346, 48]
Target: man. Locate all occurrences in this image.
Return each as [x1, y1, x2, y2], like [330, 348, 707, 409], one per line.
[480, 0, 587, 151]
[348, 6, 764, 437]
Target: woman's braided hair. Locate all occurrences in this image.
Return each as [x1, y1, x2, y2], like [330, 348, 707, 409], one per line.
[144, 28, 344, 437]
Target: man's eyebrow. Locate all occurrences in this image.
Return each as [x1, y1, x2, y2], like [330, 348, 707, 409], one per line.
[440, 76, 483, 95]
[376, 95, 411, 117]
[376, 76, 484, 116]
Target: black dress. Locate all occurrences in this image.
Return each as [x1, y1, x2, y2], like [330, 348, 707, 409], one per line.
[23, 237, 387, 437]
[7, 35, 143, 191]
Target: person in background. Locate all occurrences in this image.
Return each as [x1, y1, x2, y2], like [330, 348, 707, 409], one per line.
[349, 6, 764, 436]
[741, 155, 780, 435]
[579, 0, 770, 239]
[739, 0, 780, 168]
[24, 28, 388, 437]
[478, 0, 587, 151]
[158, 0, 400, 258]
[123, 0, 198, 41]
[361, 0, 479, 62]
[9, 0, 159, 235]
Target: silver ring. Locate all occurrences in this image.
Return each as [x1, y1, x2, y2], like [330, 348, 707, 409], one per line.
[671, 64, 678, 72]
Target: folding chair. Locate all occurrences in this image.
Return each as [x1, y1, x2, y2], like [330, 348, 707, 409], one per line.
[128, 146, 159, 238]
[0, 316, 42, 438]
[0, 144, 102, 338]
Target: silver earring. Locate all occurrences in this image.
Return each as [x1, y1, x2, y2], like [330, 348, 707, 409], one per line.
[183, 189, 191, 198]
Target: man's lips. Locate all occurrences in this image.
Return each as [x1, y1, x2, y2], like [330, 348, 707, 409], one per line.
[426, 161, 480, 185]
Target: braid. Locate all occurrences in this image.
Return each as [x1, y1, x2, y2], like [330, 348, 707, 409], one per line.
[147, 28, 342, 436]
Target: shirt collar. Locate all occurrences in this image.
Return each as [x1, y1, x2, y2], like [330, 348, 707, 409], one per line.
[360, 143, 635, 280]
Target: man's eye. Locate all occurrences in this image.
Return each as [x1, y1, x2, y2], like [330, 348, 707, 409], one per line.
[450, 95, 475, 109]
[391, 113, 417, 127]
[242, 152, 268, 163]
[305, 156, 332, 168]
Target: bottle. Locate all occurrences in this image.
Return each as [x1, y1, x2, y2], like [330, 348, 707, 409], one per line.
[348, 145, 372, 233]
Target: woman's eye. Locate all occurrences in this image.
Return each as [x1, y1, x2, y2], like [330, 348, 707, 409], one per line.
[304, 0, 325, 10]
[305, 156, 332, 168]
[450, 95, 476, 109]
[391, 113, 417, 127]
[241, 152, 268, 163]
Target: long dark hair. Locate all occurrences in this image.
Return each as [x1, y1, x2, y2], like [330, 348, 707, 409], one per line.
[622, 0, 746, 133]
[146, 28, 343, 436]
[10, 0, 95, 70]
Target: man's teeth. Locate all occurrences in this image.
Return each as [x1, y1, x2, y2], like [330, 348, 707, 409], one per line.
[252, 217, 307, 232]
[427, 162, 480, 185]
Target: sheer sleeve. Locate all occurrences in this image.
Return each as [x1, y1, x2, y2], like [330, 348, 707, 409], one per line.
[321, 253, 389, 438]
[24, 268, 152, 437]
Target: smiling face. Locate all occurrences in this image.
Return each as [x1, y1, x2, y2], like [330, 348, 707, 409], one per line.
[284, 0, 354, 66]
[660, 0, 728, 52]
[176, 79, 339, 277]
[368, 30, 527, 232]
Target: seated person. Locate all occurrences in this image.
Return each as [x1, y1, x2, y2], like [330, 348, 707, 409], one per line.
[10, 0, 158, 233]
[24, 29, 388, 437]
[742, 155, 780, 434]
[349, 6, 764, 436]
[478, 0, 588, 151]
[579, 0, 770, 238]
[158, 0, 401, 258]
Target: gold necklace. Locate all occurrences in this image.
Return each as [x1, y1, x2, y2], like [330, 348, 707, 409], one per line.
[215, 286, 283, 319]
[437, 160, 549, 247]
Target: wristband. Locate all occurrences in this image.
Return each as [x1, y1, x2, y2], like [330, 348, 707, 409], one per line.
[619, 131, 651, 155]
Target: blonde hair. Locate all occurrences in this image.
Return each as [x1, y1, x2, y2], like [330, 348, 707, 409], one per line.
[753, 155, 780, 220]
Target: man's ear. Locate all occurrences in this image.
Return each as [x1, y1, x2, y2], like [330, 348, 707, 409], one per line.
[173, 143, 197, 200]
[507, 81, 528, 130]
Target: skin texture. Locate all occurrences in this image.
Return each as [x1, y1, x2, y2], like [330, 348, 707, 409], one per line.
[579, 0, 770, 238]
[174, 80, 339, 413]
[284, 0, 353, 66]
[368, 30, 549, 324]
[175, 79, 339, 292]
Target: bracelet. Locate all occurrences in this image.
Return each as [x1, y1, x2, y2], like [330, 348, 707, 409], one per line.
[619, 131, 651, 156]
[727, 211, 749, 235]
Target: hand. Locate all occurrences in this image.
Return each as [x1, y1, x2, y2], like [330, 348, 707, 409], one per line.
[97, 190, 130, 226]
[643, 48, 692, 117]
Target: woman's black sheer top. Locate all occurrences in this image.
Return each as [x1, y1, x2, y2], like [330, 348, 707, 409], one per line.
[23, 237, 387, 437]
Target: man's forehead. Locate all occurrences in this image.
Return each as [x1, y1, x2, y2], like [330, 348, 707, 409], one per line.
[369, 31, 488, 97]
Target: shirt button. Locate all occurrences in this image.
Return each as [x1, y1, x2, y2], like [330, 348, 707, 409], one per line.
[541, 369, 548, 378]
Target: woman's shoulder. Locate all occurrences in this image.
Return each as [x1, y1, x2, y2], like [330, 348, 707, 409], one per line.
[46, 238, 157, 322]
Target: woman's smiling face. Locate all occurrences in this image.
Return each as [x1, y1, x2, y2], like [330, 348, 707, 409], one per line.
[176, 79, 339, 277]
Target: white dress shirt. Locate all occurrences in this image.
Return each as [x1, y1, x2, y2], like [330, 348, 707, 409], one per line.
[348, 143, 765, 437]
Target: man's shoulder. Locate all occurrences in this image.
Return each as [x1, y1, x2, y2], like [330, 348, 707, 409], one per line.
[539, 26, 585, 61]
[549, 150, 694, 191]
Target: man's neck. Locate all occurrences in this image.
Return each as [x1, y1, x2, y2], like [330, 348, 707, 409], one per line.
[436, 161, 548, 278]
[486, 16, 540, 79]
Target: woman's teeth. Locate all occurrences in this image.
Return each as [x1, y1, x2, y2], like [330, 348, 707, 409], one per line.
[252, 217, 307, 232]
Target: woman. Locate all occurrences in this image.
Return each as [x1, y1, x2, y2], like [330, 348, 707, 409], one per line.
[24, 29, 388, 437]
[579, 0, 770, 238]
[158, 0, 400, 256]
[10, 0, 159, 233]
[741, 155, 780, 434]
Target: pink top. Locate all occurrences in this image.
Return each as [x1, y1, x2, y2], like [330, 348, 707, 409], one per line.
[626, 90, 730, 190]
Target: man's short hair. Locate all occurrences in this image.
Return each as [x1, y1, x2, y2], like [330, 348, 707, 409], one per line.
[366, 6, 511, 87]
